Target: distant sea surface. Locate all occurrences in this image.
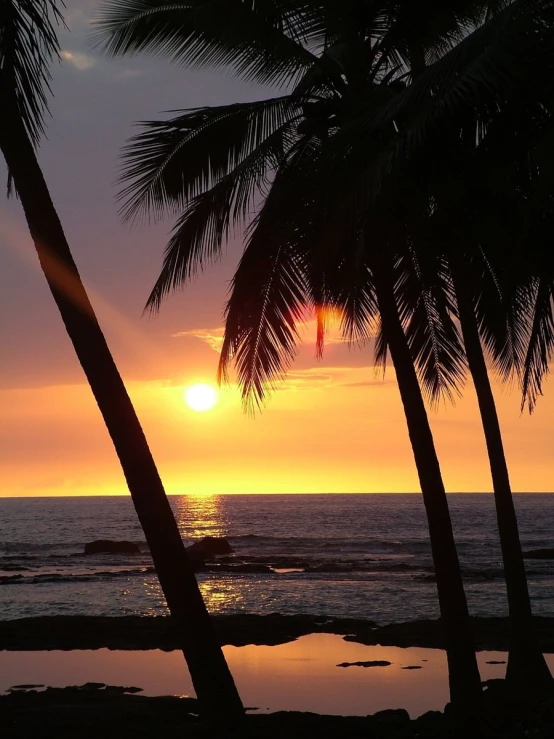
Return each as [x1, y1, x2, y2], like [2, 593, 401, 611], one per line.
[1, 494, 553, 624]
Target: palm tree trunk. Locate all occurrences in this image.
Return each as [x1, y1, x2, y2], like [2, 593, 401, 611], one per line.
[0, 75, 244, 720]
[371, 253, 482, 708]
[451, 259, 552, 691]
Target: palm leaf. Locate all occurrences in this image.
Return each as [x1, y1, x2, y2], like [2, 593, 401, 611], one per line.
[93, 0, 320, 87]
[119, 96, 303, 222]
[521, 276, 554, 412]
[0, 0, 63, 146]
[313, 0, 553, 218]
[218, 136, 323, 410]
[145, 117, 299, 310]
[395, 246, 466, 405]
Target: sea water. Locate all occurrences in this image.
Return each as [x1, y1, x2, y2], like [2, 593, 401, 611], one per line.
[1, 493, 553, 623]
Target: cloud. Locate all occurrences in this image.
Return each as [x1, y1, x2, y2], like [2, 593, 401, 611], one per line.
[172, 327, 224, 352]
[341, 379, 393, 388]
[278, 365, 391, 392]
[61, 50, 96, 71]
[118, 69, 145, 80]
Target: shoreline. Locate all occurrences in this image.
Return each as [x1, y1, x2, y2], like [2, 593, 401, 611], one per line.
[3, 614, 554, 652]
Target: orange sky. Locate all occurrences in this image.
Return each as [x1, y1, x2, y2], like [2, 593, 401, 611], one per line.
[1, 0, 554, 497]
[2, 289, 554, 496]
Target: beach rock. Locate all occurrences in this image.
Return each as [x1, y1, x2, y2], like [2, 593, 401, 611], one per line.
[372, 708, 411, 726]
[84, 540, 140, 555]
[523, 548, 554, 560]
[414, 710, 445, 736]
[186, 536, 233, 556]
[79, 682, 106, 691]
[337, 660, 391, 668]
[10, 684, 44, 690]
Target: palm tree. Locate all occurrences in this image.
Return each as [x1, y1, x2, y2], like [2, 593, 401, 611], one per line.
[373, 2, 554, 690]
[94, 0, 529, 706]
[0, 0, 243, 719]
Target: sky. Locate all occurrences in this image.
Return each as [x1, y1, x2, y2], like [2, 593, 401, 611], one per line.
[1, 0, 554, 497]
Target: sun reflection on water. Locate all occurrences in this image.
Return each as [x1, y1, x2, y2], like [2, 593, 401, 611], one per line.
[199, 577, 246, 614]
[150, 495, 245, 614]
[172, 495, 229, 542]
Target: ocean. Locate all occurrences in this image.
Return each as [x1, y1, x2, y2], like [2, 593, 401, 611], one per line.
[1, 493, 554, 624]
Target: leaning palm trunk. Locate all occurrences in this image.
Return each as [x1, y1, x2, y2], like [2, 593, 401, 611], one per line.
[0, 74, 244, 720]
[451, 260, 552, 692]
[371, 252, 482, 707]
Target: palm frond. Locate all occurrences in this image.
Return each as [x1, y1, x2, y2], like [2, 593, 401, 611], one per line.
[145, 118, 298, 310]
[470, 246, 529, 381]
[395, 246, 466, 405]
[93, 0, 319, 87]
[316, 0, 553, 215]
[219, 236, 309, 412]
[521, 276, 554, 412]
[0, 0, 63, 146]
[380, 0, 513, 70]
[373, 317, 388, 371]
[218, 136, 323, 411]
[119, 96, 302, 222]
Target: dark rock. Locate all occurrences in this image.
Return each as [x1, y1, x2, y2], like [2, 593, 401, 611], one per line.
[372, 708, 411, 724]
[523, 548, 554, 559]
[84, 540, 140, 555]
[337, 660, 391, 668]
[186, 536, 233, 556]
[485, 660, 506, 665]
[0, 613, 377, 651]
[0, 574, 24, 583]
[79, 682, 106, 691]
[414, 710, 445, 735]
[10, 685, 44, 690]
[401, 665, 422, 670]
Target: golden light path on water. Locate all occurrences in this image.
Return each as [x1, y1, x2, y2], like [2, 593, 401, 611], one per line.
[139, 494, 247, 614]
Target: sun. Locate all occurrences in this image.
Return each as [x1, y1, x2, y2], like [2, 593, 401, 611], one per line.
[184, 383, 218, 412]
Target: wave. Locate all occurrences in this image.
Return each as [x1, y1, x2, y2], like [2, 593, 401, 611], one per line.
[229, 534, 433, 554]
[0, 567, 156, 586]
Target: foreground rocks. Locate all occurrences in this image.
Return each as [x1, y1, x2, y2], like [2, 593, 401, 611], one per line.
[0, 614, 377, 651]
[2, 683, 554, 738]
[3, 614, 554, 653]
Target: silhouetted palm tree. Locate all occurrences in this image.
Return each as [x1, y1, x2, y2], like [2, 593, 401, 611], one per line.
[366, 1, 554, 690]
[95, 0, 533, 706]
[0, 0, 243, 718]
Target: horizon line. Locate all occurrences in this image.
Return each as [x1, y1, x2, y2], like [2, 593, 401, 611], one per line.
[1, 491, 553, 499]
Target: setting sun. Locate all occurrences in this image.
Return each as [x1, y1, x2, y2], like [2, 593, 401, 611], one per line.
[184, 383, 218, 412]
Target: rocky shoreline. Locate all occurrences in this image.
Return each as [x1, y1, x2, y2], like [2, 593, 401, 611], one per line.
[2, 613, 554, 652]
[2, 681, 554, 738]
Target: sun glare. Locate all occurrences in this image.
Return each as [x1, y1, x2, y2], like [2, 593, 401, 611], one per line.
[184, 383, 218, 412]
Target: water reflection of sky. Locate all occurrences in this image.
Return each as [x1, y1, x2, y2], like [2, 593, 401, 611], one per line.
[4, 636, 547, 717]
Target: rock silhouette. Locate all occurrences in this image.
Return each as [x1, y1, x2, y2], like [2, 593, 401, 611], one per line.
[84, 540, 140, 555]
